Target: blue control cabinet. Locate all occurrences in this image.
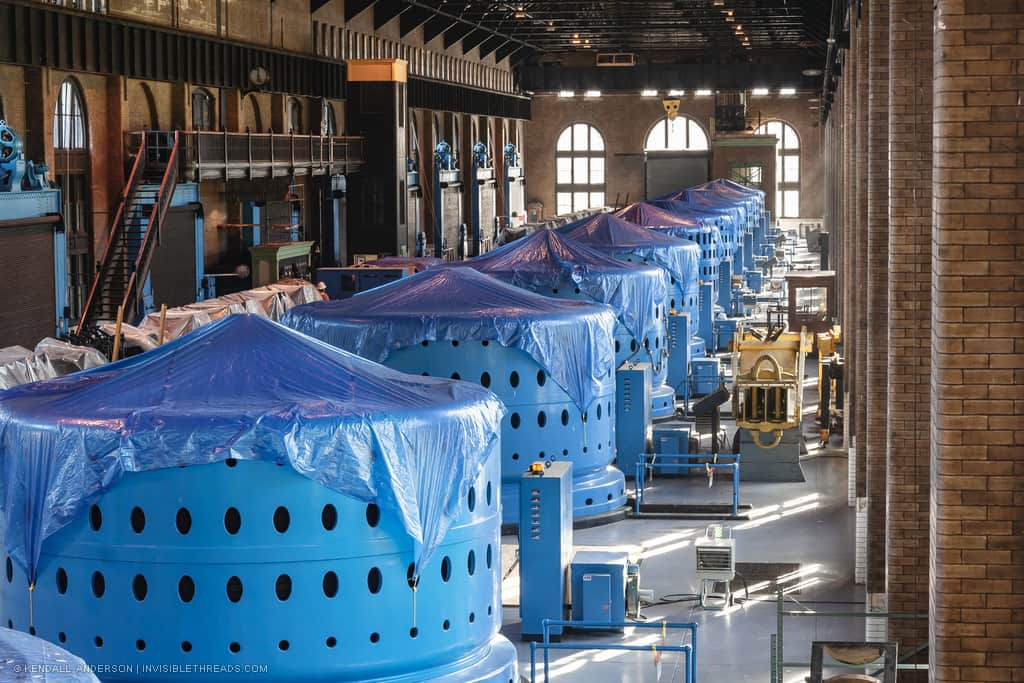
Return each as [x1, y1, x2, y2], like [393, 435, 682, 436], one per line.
[691, 357, 722, 396]
[519, 462, 573, 640]
[666, 313, 692, 400]
[570, 551, 628, 628]
[698, 282, 715, 353]
[615, 363, 651, 478]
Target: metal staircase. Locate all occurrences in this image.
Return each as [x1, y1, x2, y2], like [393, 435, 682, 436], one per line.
[77, 132, 179, 333]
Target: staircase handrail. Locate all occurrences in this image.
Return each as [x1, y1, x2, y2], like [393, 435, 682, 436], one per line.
[123, 131, 180, 322]
[76, 133, 147, 334]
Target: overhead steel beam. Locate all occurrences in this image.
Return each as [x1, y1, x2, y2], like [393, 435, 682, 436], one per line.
[399, 6, 434, 36]
[478, 34, 509, 60]
[345, 0, 376, 22]
[460, 28, 490, 53]
[373, 0, 407, 29]
[443, 23, 476, 49]
[402, 0, 542, 51]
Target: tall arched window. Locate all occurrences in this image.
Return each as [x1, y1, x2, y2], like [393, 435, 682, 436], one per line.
[555, 123, 605, 215]
[191, 89, 214, 131]
[243, 94, 263, 133]
[754, 120, 800, 218]
[287, 97, 303, 134]
[644, 116, 709, 151]
[54, 79, 87, 149]
[53, 78, 91, 321]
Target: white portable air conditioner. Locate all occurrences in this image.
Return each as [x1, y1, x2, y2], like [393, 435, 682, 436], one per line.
[695, 525, 735, 582]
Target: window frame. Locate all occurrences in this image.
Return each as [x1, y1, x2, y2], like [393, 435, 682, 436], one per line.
[190, 88, 215, 132]
[644, 115, 710, 152]
[54, 78, 88, 150]
[754, 119, 801, 218]
[554, 122, 606, 215]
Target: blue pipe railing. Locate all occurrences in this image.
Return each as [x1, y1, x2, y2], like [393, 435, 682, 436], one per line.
[530, 619, 698, 683]
[634, 454, 741, 518]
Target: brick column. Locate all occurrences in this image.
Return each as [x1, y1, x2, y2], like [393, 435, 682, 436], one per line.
[842, 49, 857, 508]
[865, 0, 890, 631]
[931, 1, 1024, 680]
[886, 0, 932, 652]
[853, 0, 870, 586]
[854, 0, 869, 502]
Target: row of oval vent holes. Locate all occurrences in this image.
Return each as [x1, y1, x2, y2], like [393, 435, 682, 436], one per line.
[5, 623, 492, 652]
[40, 545, 493, 601]
[508, 401, 613, 430]
[422, 369, 548, 391]
[82, 485, 490, 538]
[509, 440, 613, 461]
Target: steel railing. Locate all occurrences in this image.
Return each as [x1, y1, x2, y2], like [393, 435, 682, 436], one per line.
[176, 131, 365, 181]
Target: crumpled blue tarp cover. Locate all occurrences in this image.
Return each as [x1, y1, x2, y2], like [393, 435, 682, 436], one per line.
[648, 199, 740, 257]
[654, 192, 747, 239]
[0, 315, 504, 583]
[615, 202, 711, 231]
[558, 212, 700, 290]
[373, 256, 444, 272]
[615, 203, 724, 260]
[688, 179, 765, 211]
[450, 230, 666, 362]
[281, 267, 617, 413]
[0, 628, 99, 682]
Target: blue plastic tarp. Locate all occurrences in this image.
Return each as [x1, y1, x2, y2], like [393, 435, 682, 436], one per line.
[558, 212, 700, 290]
[655, 192, 747, 237]
[614, 203, 711, 231]
[689, 179, 765, 212]
[450, 230, 666, 364]
[0, 315, 504, 583]
[281, 267, 617, 413]
[373, 256, 444, 272]
[0, 628, 99, 681]
[648, 199, 739, 258]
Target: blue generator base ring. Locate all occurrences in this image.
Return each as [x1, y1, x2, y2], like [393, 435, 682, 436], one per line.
[384, 340, 625, 524]
[0, 457, 516, 683]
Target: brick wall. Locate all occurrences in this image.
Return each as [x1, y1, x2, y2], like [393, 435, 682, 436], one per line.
[525, 93, 823, 220]
[930, 1, 1024, 679]
[886, 0, 932, 652]
[865, 0, 890, 600]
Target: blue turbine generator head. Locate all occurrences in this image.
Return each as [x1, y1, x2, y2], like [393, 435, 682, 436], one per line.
[281, 267, 623, 525]
[452, 229, 676, 418]
[0, 315, 517, 682]
[560, 211, 702, 345]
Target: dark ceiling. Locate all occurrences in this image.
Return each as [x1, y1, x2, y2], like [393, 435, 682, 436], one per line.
[336, 0, 841, 93]
[346, 0, 833, 65]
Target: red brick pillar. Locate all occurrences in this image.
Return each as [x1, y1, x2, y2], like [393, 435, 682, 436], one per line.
[842, 47, 857, 509]
[865, 0, 889, 625]
[853, 0, 870, 585]
[886, 0, 932, 653]
[931, 1, 1024, 680]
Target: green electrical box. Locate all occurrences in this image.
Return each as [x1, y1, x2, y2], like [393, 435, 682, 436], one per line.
[250, 241, 315, 287]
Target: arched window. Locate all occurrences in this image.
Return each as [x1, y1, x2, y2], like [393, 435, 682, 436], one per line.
[644, 116, 709, 151]
[191, 89, 214, 131]
[54, 79, 87, 150]
[555, 123, 605, 215]
[287, 97, 303, 134]
[243, 94, 263, 133]
[754, 120, 800, 218]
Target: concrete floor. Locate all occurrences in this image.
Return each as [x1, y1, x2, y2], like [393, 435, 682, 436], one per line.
[500, 228, 867, 682]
